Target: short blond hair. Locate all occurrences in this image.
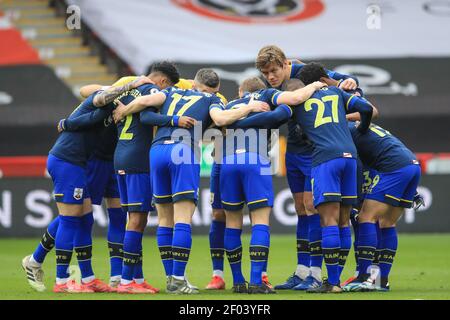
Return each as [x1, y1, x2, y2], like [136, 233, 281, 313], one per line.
[240, 77, 266, 93]
[255, 45, 287, 70]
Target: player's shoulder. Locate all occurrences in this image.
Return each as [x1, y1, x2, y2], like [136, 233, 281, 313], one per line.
[226, 97, 247, 110]
[162, 86, 182, 95]
[137, 83, 160, 93]
[325, 86, 340, 93]
[290, 62, 305, 79]
[112, 76, 137, 87]
[175, 78, 194, 90]
[215, 92, 228, 104]
[316, 86, 342, 97]
[251, 89, 273, 100]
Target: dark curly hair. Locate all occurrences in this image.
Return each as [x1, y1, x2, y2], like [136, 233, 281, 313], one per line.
[149, 61, 180, 85]
[299, 62, 329, 85]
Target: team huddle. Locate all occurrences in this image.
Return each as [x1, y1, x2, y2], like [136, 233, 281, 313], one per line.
[21, 45, 423, 295]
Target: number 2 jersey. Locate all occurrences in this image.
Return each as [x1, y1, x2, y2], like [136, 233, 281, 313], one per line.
[114, 83, 172, 173]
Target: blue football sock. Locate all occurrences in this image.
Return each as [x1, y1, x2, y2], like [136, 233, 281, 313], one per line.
[379, 227, 398, 279]
[157, 226, 174, 277]
[357, 222, 377, 276]
[122, 230, 143, 282]
[297, 215, 310, 268]
[249, 224, 270, 286]
[33, 216, 59, 264]
[107, 207, 126, 278]
[133, 241, 144, 281]
[308, 214, 323, 269]
[373, 222, 382, 265]
[350, 210, 360, 273]
[74, 212, 94, 282]
[224, 228, 245, 285]
[172, 223, 192, 277]
[209, 220, 225, 272]
[322, 225, 341, 286]
[55, 215, 79, 280]
[338, 226, 352, 277]
[262, 260, 268, 274]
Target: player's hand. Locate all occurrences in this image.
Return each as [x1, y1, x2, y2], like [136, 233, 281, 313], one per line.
[177, 116, 197, 128]
[413, 192, 425, 210]
[131, 75, 155, 88]
[339, 78, 358, 91]
[57, 119, 66, 132]
[113, 101, 127, 123]
[311, 81, 327, 90]
[248, 97, 270, 113]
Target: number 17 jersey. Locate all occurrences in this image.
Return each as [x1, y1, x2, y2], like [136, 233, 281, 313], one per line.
[152, 88, 224, 147]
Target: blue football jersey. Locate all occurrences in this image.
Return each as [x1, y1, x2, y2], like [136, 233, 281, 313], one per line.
[223, 89, 286, 158]
[152, 88, 224, 147]
[288, 63, 360, 155]
[49, 93, 113, 167]
[114, 83, 161, 173]
[293, 86, 360, 167]
[348, 121, 418, 172]
[92, 119, 118, 162]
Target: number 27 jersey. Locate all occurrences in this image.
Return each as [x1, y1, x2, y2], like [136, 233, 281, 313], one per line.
[294, 86, 358, 167]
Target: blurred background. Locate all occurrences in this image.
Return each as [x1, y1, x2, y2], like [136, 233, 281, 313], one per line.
[0, 0, 449, 236]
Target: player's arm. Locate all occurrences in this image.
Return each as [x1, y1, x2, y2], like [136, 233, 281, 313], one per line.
[229, 104, 293, 129]
[92, 76, 153, 107]
[209, 98, 270, 127]
[80, 84, 104, 98]
[140, 107, 196, 128]
[347, 101, 379, 121]
[58, 105, 112, 132]
[275, 81, 326, 106]
[327, 70, 359, 90]
[113, 92, 167, 123]
[342, 91, 373, 133]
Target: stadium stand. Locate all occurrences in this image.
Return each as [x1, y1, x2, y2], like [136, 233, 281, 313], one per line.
[0, 0, 127, 155]
[1, 0, 118, 96]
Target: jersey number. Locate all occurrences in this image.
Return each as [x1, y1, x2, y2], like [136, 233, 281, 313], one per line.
[119, 115, 134, 140]
[304, 95, 339, 128]
[369, 125, 391, 137]
[167, 93, 202, 116]
[362, 171, 372, 193]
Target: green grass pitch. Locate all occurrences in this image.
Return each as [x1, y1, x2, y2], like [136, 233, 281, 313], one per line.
[1, 234, 449, 300]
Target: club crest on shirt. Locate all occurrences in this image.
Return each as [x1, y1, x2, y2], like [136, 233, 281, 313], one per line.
[343, 152, 352, 158]
[73, 188, 83, 200]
